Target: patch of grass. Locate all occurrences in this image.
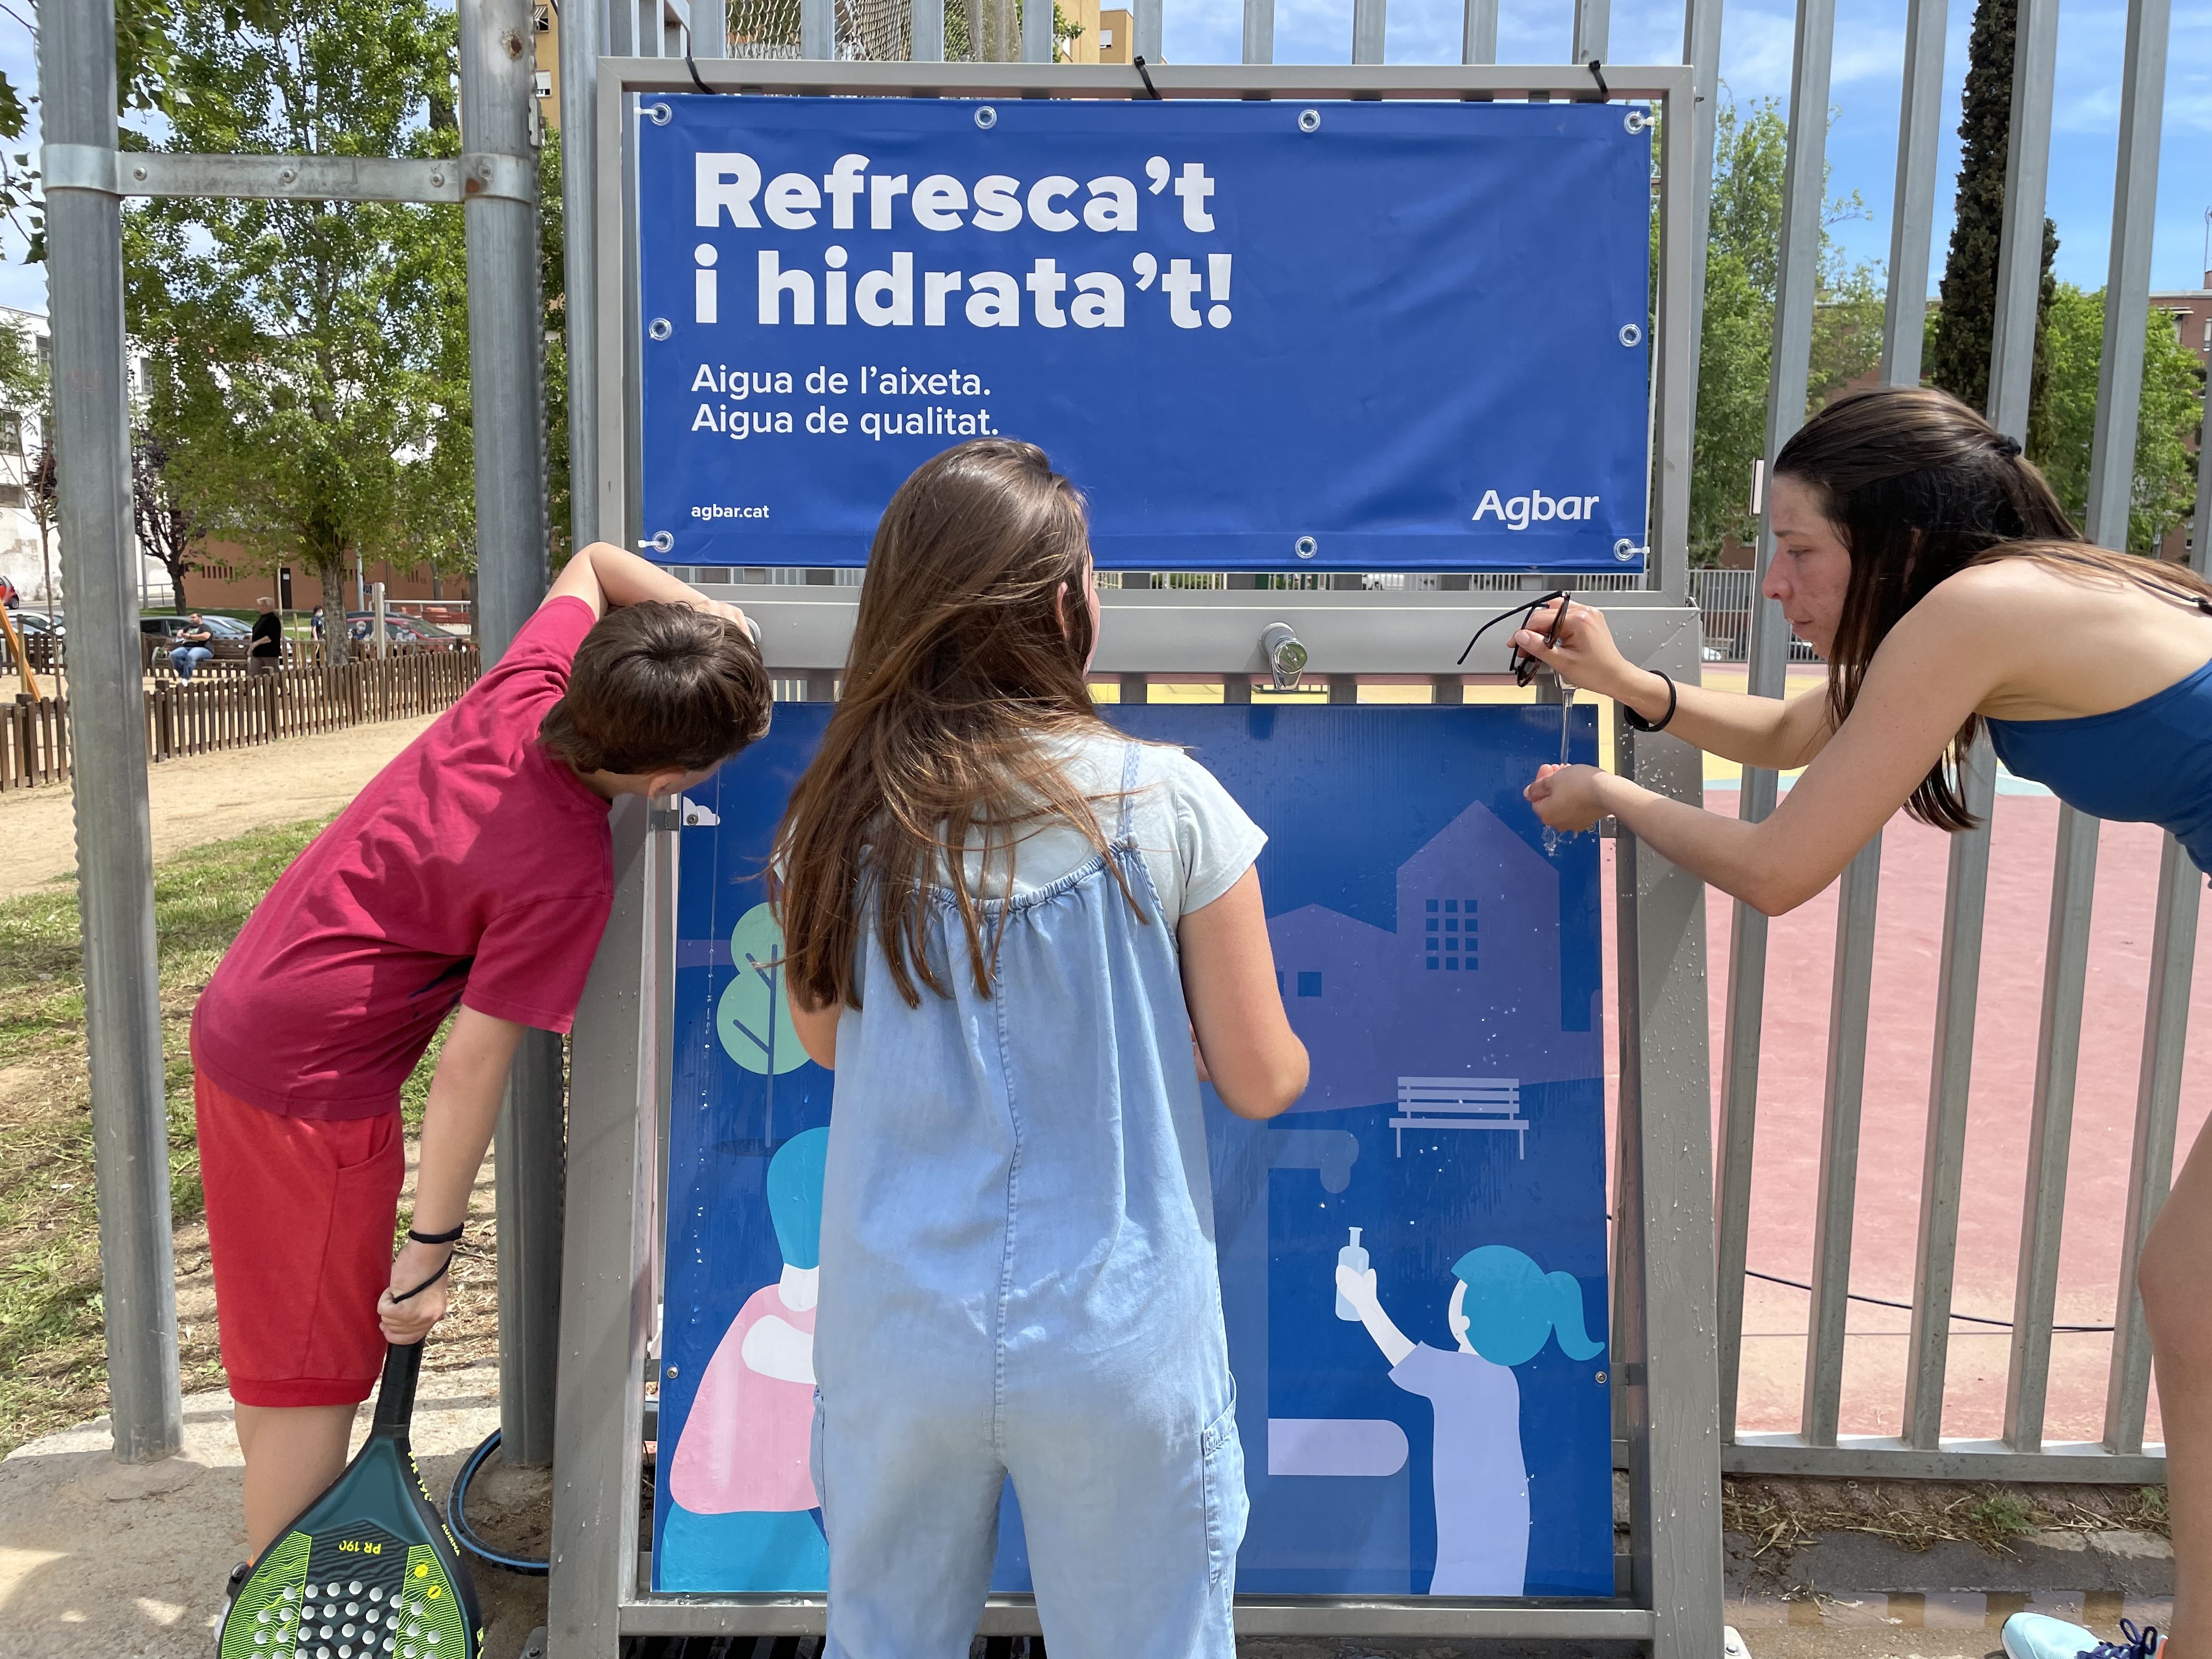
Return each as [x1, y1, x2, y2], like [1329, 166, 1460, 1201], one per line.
[0, 816, 331, 1455]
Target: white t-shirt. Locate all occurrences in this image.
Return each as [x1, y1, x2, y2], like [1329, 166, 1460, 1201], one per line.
[955, 729, 1266, 929]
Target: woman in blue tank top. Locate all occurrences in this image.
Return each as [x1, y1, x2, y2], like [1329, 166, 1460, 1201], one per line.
[1516, 385, 2211, 1659]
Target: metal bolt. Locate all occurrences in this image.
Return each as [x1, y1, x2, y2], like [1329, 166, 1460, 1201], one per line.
[1595, 1370, 1609, 1383]
[648, 317, 673, 341]
[974, 105, 997, 129]
[1618, 322, 1643, 347]
[278, 167, 297, 186]
[666, 1364, 679, 1379]
[428, 169, 446, 188]
[1294, 535, 1318, 559]
[1297, 108, 1322, 133]
[131, 164, 148, 182]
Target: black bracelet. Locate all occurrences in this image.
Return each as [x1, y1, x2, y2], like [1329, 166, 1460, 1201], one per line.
[407, 1223, 466, 1246]
[1621, 670, 1678, 733]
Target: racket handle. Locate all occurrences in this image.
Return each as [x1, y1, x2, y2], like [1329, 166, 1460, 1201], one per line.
[371, 1340, 424, 1440]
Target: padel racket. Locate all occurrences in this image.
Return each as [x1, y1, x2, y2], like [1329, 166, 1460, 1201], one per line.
[218, 1342, 483, 1659]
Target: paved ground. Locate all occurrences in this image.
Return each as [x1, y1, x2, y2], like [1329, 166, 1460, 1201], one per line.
[0, 1365, 549, 1659]
[0, 710, 438, 901]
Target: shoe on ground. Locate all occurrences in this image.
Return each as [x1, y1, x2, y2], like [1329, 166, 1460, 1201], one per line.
[2002, 1612, 2159, 1659]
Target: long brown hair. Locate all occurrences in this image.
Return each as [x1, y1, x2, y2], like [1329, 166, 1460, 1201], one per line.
[774, 438, 1130, 1012]
[1774, 385, 2212, 831]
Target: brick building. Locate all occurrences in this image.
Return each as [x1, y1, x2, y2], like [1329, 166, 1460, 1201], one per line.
[2148, 270, 2212, 565]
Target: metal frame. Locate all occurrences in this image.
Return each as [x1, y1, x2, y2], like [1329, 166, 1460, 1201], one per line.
[42, 0, 562, 1466]
[549, 54, 1720, 1657]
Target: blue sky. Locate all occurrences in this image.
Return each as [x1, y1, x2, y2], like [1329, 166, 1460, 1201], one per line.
[0, 0, 2204, 312]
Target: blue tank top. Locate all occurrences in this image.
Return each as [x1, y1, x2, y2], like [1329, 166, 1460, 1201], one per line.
[1984, 654, 2212, 874]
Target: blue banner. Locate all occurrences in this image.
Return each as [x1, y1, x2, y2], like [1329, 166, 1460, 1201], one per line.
[652, 706, 1613, 1600]
[635, 97, 1651, 572]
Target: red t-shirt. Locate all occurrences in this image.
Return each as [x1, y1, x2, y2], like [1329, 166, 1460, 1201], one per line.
[193, 597, 615, 1119]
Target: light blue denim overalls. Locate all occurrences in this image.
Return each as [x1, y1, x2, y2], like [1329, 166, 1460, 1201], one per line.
[811, 744, 1246, 1659]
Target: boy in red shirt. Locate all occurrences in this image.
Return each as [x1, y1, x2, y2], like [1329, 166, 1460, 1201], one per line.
[192, 543, 772, 1559]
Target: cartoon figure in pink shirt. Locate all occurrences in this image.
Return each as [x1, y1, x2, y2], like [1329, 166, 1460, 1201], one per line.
[662, 1126, 830, 1590]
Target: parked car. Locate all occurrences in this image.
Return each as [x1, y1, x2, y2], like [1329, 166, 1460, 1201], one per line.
[344, 611, 465, 651]
[140, 613, 254, 668]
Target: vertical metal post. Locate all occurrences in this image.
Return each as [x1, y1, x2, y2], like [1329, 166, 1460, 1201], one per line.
[1022, 0, 1054, 63]
[692, 0, 726, 53]
[41, 0, 184, 1466]
[1611, 627, 1723, 1659]
[2081, 0, 2168, 555]
[1132, 0, 1162, 63]
[1243, 0, 1274, 65]
[2005, 802, 2095, 1453]
[1571, 0, 1609, 65]
[912, 0, 945, 60]
[1880, 0, 1946, 383]
[1901, 745, 1995, 1447]
[1986, 0, 2057, 440]
[1717, 0, 1832, 1443]
[1351, 0, 1385, 64]
[561, 0, 603, 548]
[461, 0, 562, 1468]
[1461, 0, 1497, 63]
[1647, 73, 1698, 608]
[1800, 836, 1880, 1445]
[802, 0, 834, 59]
[1678, 0, 1724, 360]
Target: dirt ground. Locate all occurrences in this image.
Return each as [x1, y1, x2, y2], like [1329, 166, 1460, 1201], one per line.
[0, 713, 439, 900]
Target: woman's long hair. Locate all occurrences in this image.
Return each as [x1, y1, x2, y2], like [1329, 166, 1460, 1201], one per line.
[774, 439, 1128, 1012]
[1773, 385, 2212, 831]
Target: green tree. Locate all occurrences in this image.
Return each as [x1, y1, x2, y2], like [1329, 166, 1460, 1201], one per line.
[122, 0, 471, 662]
[1686, 97, 1886, 561]
[1926, 0, 2058, 448]
[2033, 285, 2204, 554]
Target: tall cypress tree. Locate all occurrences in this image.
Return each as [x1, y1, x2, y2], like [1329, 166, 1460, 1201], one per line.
[1928, 0, 2058, 447]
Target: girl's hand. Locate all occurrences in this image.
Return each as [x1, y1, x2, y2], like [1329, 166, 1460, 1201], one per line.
[1335, 1263, 1381, 1316]
[1511, 600, 1638, 701]
[1525, 764, 1614, 833]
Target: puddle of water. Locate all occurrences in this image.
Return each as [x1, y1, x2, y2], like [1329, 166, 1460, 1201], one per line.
[1727, 1592, 2172, 1632]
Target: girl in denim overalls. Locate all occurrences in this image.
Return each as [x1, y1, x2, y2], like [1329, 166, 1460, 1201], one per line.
[776, 440, 1309, 1659]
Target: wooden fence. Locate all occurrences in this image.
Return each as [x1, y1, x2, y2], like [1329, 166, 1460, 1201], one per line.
[3, 647, 479, 792]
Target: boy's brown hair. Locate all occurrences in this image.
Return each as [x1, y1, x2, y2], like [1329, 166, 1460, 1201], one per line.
[539, 601, 772, 775]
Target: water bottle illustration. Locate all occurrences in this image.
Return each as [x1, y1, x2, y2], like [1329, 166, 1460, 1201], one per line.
[1335, 1226, 1369, 1321]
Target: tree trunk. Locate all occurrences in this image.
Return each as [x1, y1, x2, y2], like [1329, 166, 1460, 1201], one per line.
[314, 553, 352, 665]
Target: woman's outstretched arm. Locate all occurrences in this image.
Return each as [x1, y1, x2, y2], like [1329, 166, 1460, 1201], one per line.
[1526, 586, 1999, 915]
[1511, 599, 1836, 771]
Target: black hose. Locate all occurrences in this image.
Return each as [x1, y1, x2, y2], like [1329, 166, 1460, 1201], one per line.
[447, 1429, 550, 1575]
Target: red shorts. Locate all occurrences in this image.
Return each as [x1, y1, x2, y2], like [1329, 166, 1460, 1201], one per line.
[195, 1065, 404, 1408]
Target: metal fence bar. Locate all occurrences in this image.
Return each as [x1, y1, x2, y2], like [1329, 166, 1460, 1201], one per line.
[1880, 0, 1945, 384]
[802, 0, 833, 58]
[1243, 0, 1273, 64]
[2005, 802, 2096, 1453]
[1647, 71, 1698, 608]
[1717, 0, 1833, 1445]
[1986, 0, 2057, 440]
[1133, 0, 1163, 63]
[2104, 832, 2197, 1452]
[1901, 743, 1996, 1447]
[1461, 0, 1496, 64]
[41, 0, 183, 1466]
[1572, 0, 1609, 66]
[563, 0, 605, 555]
[1678, 0, 1723, 364]
[1801, 834, 1881, 1445]
[2082, 0, 2168, 555]
[1351, 0, 1385, 66]
[911, 0, 945, 61]
[1023, 0, 1053, 63]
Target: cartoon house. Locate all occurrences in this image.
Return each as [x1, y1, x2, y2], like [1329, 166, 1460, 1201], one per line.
[1267, 799, 1595, 1130]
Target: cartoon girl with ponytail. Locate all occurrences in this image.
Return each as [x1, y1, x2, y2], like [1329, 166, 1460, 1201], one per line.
[1336, 1244, 1606, 1596]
